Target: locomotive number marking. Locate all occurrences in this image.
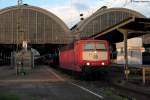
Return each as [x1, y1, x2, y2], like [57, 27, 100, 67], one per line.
[93, 54, 98, 59]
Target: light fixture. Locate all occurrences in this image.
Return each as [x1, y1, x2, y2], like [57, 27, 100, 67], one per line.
[86, 62, 90, 66]
[101, 62, 105, 65]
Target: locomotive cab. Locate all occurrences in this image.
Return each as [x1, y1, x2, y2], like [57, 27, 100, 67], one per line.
[78, 40, 110, 69]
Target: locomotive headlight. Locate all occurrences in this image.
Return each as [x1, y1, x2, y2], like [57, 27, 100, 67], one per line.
[101, 62, 105, 65]
[86, 62, 90, 66]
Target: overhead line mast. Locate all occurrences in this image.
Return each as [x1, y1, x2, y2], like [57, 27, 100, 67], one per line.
[131, 0, 150, 2]
[18, 0, 23, 6]
[17, 0, 23, 51]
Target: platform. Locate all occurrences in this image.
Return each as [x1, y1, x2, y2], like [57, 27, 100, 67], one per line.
[0, 65, 103, 100]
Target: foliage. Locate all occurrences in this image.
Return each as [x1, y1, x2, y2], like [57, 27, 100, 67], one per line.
[0, 94, 20, 100]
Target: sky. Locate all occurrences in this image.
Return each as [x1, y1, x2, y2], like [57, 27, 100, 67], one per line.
[0, 0, 150, 28]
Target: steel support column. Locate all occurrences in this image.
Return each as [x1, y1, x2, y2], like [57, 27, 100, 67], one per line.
[118, 28, 130, 80]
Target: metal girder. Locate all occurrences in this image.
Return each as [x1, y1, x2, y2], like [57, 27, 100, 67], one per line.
[93, 17, 135, 39]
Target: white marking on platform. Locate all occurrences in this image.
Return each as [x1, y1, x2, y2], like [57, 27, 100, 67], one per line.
[71, 83, 104, 99]
[45, 66, 65, 81]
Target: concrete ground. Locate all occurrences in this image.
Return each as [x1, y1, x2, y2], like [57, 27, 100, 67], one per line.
[0, 65, 103, 100]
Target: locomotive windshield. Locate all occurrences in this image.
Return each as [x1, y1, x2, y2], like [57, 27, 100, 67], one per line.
[83, 43, 106, 50]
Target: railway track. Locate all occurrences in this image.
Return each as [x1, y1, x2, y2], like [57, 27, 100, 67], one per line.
[51, 66, 150, 100]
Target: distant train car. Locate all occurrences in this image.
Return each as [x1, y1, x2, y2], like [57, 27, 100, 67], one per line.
[43, 54, 54, 65]
[59, 40, 110, 73]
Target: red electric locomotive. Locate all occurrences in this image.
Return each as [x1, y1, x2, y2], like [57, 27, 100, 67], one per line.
[59, 40, 110, 73]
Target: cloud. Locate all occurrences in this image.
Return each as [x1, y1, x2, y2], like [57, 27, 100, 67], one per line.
[42, 0, 95, 28]
[42, 0, 150, 28]
[43, 5, 80, 28]
[1, 0, 150, 28]
[126, 2, 150, 17]
[73, 2, 89, 11]
[108, 0, 150, 17]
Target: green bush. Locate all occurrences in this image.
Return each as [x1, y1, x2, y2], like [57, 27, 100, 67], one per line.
[0, 94, 20, 100]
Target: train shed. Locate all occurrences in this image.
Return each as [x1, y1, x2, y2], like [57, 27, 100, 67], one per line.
[0, 4, 74, 64]
[72, 7, 150, 81]
[90, 17, 150, 43]
[0, 5, 72, 45]
[72, 7, 146, 39]
[0, 4, 76, 65]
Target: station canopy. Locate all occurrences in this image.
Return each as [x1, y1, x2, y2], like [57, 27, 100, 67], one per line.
[91, 17, 150, 43]
[0, 5, 73, 44]
[72, 7, 150, 43]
